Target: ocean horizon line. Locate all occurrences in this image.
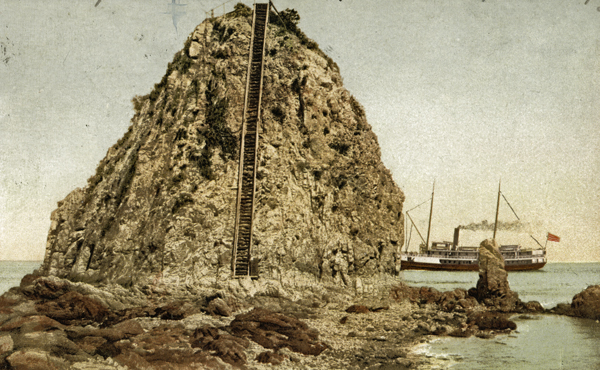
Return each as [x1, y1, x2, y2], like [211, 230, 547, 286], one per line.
[0, 260, 43, 263]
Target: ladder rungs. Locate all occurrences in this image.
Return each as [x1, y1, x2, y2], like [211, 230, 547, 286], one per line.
[232, 3, 269, 279]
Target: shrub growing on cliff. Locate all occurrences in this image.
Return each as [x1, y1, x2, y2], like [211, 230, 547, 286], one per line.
[350, 95, 365, 118]
[213, 20, 235, 44]
[271, 8, 299, 28]
[132, 95, 144, 113]
[271, 8, 339, 72]
[332, 174, 348, 189]
[188, 76, 237, 180]
[229, 3, 252, 18]
[204, 91, 236, 159]
[329, 140, 350, 155]
[171, 39, 194, 74]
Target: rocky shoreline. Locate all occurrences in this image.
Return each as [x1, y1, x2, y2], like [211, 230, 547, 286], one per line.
[3, 239, 600, 369]
[0, 279, 493, 369]
[1, 272, 599, 369]
[0, 280, 556, 369]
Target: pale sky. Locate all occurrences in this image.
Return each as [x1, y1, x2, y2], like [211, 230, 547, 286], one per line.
[1, 0, 598, 261]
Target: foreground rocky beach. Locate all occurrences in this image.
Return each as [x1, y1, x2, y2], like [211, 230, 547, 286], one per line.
[0, 278, 519, 369]
[2, 240, 598, 369]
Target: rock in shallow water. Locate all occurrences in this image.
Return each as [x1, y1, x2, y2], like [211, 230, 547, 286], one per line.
[475, 239, 520, 312]
[570, 284, 600, 320]
[476, 239, 510, 298]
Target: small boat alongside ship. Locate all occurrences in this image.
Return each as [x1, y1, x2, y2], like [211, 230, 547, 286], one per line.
[401, 182, 548, 271]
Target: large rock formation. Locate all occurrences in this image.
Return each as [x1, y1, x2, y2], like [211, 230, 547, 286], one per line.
[37, 5, 404, 297]
[474, 239, 520, 312]
[476, 239, 509, 297]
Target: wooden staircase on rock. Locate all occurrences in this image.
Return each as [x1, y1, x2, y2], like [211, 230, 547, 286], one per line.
[232, 3, 270, 278]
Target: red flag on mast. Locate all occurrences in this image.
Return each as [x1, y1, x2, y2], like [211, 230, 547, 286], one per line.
[547, 233, 560, 242]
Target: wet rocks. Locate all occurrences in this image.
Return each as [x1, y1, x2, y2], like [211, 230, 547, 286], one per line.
[476, 239, 509, 297]
[571, 285, 600, 320]
[447, 311, 516, 339]
[1, 271, 544, 369]
[35, 291, 109, 326]
[392, 272, 539, 320]
[388, 249, 556, 342]
[230, 307, 329, 356]
[202, 333, 249, 366]
[0, 315, 64, 334]
[345, 305, 370, 313]
[524, 300, 544, 313]
[345, 304, 389, 314]
[6, 349, 69, 370]
[206, 297, 232, 317]
[12, 330, 82, 358]
[120, 324, 214, 367]
[0, 278, 340, 369]
[548, 303, 572, 316]
[256, 350, 286, 365]
[552, 284, 600, 319]
[390, 283, 478, 313]
[0, 334, 13, 355]
[467, 311, 516, 331]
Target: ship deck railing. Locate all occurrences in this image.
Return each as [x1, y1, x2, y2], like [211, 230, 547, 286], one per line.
[403, 251, 544, 260]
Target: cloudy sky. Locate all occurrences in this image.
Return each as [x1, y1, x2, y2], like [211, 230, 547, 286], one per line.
[1, 0, 598, 261]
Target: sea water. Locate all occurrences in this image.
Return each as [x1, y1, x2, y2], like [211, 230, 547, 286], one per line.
[403, 263, 600, 370]
[0, 261, 41, 294]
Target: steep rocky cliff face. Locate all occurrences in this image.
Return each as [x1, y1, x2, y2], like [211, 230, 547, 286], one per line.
[38, 5, 405, 297]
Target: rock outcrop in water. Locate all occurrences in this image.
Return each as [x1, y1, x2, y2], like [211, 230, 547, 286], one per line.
[473, 239, 520, 312]
[37, 5, 405, 297]
[570, 285, 600, 319]
[551, 284, 600, 319]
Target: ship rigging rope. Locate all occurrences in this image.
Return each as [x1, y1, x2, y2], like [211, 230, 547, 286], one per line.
[407, 197, 431, 213]
[405, 223, 413, 252]
[501, 192, 521, 221]
[502, 192, 543, 250]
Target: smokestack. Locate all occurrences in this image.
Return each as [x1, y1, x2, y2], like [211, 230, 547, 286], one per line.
[453, 227, 460, 250]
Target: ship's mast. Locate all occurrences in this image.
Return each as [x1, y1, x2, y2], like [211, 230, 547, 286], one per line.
[425, 181, 435, 251]
[493, 179, 501, 240]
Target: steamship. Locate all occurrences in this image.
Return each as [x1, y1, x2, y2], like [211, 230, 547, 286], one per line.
[400, 183, 547, 271]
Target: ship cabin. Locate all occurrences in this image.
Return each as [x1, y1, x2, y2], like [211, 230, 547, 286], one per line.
[421, 241, 479, 260]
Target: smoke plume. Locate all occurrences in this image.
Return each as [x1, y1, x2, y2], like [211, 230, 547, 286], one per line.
[458, 220, 529, 232]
